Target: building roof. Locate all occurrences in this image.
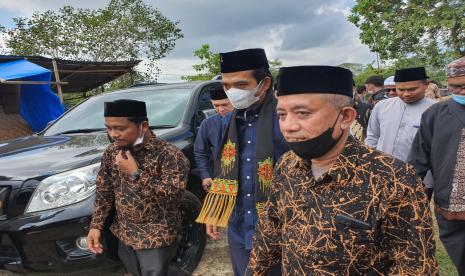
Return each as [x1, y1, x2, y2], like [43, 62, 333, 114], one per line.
[0, 55, 141, 93]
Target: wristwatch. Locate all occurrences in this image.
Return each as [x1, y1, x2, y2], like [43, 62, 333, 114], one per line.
[130, 169, 143, 180]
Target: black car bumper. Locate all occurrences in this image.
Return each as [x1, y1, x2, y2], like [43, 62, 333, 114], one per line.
[0, 195, 117, 273]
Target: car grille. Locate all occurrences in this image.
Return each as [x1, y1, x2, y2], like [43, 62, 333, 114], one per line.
[0, 187, 10, 220]
[0, 180, 33, 219]
[0, 246, 20, 263]
[0, 234, 21, 266]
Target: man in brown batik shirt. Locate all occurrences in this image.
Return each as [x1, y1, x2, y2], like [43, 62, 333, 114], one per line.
[87, 99, 190, 276]
[246, 66, 438, 275]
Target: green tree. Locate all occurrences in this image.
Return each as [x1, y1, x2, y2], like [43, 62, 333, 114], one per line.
[181, 44, 220, 81]
[182, 44, 284, 81]
[338, 63, 367, 76]
[352, 59, 446, 87]
[393, 56, 447, 84]
[353, 64, 396, 86]
[349, 0, 464, 70]
[268, 58, 282, 79]
[2, 0, 183, 81]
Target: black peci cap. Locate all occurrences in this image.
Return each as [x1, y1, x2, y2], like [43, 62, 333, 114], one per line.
[220, 48, 269, 73]
[104, 99, 147, 117]
[365, 75, 384, 86]
[209, 83, 228, 100]
[276, 66, 353, 98]
[394, 67, 428, 82]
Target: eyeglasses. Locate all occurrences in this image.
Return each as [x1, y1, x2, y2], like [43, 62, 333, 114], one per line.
[448, 84, 465, 92]
[385, 88, 396, 92]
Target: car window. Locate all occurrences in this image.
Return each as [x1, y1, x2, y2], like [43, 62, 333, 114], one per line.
[193, 87, 218, 129]
[197, 90, 214, 111]
[44, 88, 191, 136]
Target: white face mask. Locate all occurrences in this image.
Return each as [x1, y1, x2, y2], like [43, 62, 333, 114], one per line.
[133, 124, 145, 146]
[225, 80, 264, 110]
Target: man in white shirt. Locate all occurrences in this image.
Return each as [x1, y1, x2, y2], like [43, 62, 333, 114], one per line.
[365, 67, 436, 162]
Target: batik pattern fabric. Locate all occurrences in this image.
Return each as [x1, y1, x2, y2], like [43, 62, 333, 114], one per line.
[351, 101, 372, 142]
[196, 138, 239, 227]
[90, 135, 190, 250]
[449, 129, 465, 213]
[247, 137, 438, 275]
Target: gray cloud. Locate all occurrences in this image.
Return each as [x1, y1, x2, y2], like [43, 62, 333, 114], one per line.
[153, 0, 314, 37]
[152, 0, 371, 61]
[0, 0, 374, 81]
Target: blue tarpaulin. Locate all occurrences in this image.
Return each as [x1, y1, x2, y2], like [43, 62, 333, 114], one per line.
[0, 59, 64, 132]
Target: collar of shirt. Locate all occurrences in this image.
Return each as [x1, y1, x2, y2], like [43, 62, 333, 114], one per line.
[292, 136, 360, 188]
[403, 96, 430, 106]
[236, 101, 263, 121]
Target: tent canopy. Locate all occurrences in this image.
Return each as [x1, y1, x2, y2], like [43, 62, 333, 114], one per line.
[0, 59, 50, 81]
[0, 59, 64, 132]
[0, 55, 141, 93]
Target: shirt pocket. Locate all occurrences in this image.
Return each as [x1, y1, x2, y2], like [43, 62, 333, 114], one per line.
[336, 224, 378, 263]
[338, 227, 376, 245]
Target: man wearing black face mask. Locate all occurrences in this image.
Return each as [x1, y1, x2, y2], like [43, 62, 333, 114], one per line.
[246, 66, 438, 275]
[196, 48, 288, 276]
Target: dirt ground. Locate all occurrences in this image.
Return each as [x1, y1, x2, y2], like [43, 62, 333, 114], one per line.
[193, 231, 233, 276]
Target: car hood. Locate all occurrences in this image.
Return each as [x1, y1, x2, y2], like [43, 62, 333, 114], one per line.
[0, 129, 174, 181]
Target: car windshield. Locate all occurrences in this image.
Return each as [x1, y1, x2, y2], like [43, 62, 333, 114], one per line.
[44, 87, 192, 136]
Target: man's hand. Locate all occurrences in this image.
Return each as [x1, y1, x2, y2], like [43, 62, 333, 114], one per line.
[202, 178, 213, 191]
[206, 224, 221, 240]
[115, 150, 138, 175]
[87, 229, 104, 254]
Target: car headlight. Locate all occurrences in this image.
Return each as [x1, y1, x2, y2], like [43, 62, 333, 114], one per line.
[25, 163, 100, 214]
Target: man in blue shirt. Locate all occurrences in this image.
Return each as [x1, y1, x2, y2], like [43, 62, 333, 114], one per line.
[196, 48, 288, 276]
[194, 84, 233, 191]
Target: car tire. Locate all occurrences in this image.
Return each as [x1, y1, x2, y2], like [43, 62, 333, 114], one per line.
[173, 190, 207, 273]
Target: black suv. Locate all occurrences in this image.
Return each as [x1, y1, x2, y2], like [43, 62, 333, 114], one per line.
[0, 81, 219, 274]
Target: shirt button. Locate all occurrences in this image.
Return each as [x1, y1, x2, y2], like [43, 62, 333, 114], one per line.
[246, 176, 251, 179]
[247, 193, 251, 197]
[248, 123, 252, 127]
[247, 210, 252, 214]
[246, 158, 251, 162]
[247, 140, 252, 144]
[255, 114, 258, 118]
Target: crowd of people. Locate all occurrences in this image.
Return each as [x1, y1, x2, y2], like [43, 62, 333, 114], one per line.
[85, 47, 465, 276]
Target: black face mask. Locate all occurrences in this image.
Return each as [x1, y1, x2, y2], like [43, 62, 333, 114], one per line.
[286, 112, 343, 160]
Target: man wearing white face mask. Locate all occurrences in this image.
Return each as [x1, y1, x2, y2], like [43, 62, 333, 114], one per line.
[196, 48, 288, 276]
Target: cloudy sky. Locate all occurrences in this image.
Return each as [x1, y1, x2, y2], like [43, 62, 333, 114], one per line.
[0, 0, 376, 82]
